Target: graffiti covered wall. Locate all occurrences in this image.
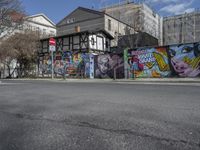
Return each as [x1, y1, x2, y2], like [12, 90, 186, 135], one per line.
[39, 52, 124, 79]
[126, 42, 200, 78]
[127, 47, 170, 78]
[169, 43, 200, 77]
[94, 54, 124, 79]
[39, 51, 91, 78]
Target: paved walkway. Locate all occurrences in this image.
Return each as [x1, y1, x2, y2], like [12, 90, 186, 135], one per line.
[1, 78, 200, 83]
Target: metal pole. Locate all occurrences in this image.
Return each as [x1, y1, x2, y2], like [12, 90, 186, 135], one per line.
[113, 68, 116, 80]
[194, 12, 196, 42]
[51, 50, 54, 79]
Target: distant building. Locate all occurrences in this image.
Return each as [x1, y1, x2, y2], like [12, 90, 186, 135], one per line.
[56, 7, 135, 47]
[163, 11, 200, 45]
[101, 2, 163, 46]
[22, 14, 56, 38]
[0, 13, 56, 78]
[0, 13, 56, 39]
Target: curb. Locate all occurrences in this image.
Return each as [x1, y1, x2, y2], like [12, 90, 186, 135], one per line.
[114, 79, 200, 83]
[1, 78, 200, 83]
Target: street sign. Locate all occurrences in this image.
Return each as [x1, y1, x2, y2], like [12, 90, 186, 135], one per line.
[49, 38, 56, 46]
[49, 45, 56, 52]
[49, 38, 56, 79]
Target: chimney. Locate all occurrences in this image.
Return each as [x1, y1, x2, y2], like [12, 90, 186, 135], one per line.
[75, 26, 80, 32]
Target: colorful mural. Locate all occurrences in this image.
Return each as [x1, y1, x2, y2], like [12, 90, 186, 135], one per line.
[39, 42, 200, 79]
[39, 51, 91, 78]
[89, 54, 94, 79]
[94, 54, 124, 79]
[169, 43, 200, 77]
[127, 47, 171, 78]
[125, 42, 200, 78]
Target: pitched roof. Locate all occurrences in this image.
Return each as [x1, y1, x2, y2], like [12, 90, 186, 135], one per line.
[56, 7, 104, 26]
[78, 7, 104, 16]
[25, 13, 55, 26]
[57, 6, 134, 30]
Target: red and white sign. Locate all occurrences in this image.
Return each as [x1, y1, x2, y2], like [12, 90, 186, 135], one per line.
[49, 38, 56, 46]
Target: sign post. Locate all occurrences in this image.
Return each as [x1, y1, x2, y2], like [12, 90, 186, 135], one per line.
[49, 38, 56, 79]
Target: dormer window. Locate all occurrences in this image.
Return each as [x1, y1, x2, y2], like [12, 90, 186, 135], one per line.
[66, 18, 75, 24]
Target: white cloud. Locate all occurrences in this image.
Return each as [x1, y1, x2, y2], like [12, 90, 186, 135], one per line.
[159, 2, 194, 15]
[146, 0, 181, 3]
[184, 8, 195, 13]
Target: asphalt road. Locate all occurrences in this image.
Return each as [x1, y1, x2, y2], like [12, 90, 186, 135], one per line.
[0, 80, 200, 150]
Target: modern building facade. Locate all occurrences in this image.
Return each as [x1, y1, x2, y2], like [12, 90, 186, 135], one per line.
[163, 11, 200, 45]
[101, 2, 163, 46]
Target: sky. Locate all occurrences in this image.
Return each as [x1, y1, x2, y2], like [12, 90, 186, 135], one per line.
[21, 0, 200, 24]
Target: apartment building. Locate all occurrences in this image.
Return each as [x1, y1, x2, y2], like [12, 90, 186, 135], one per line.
[102, 2, 163, 45]
[163, 11, 200, 45]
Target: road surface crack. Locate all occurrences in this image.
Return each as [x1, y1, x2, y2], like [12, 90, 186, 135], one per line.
[0, 110, 200, 148]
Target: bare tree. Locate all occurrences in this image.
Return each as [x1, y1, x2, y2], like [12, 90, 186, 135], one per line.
[0, 0, 24, 38]
[0, 37, 17, 77]
[0, 30, 40, 78]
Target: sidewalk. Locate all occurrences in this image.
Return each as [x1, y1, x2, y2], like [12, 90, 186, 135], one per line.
[1, 78, 200, 83]
[116, 78, 200, 83]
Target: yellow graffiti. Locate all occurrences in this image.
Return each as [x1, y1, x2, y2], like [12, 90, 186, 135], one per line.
[151, 70, 161, 78]
[190, 56, 200, 69]
[153, 52, 170, 72]
[182, 56, 200, 69]
[182, 56, 191, 64]
[145, 62, 155, 69]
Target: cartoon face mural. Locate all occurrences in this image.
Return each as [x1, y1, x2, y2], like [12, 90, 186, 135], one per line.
[169, 43, 200, 77]
[39, 51, 91, 78]
[94, 54, 124, 79]
[127, 47, 171, 78]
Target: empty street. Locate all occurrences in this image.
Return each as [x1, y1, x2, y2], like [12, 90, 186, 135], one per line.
[0, 80, 200, 150]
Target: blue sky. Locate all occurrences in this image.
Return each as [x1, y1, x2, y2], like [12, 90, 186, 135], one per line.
[21, 0, 200, 24]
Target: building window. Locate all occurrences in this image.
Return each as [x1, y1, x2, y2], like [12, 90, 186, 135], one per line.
[43, 29, 46, 35]
[91, 37, 95, 45]
[108, 19, 111, 31]
[50, 31, 55, 35]
[106, 41, 109, 48]
[18, 24, 23, 30]
[66, 18, 75, 24]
